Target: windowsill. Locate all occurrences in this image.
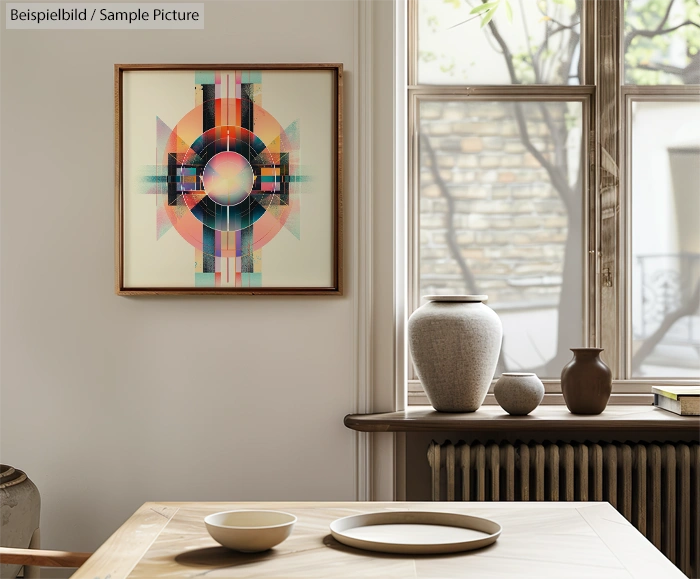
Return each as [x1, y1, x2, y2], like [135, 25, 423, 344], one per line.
[406, 381, 662, 407]
[344, 405, 700, 437]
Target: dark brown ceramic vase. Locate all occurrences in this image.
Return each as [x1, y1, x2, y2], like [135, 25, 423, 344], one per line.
[561, 348, 612, 415]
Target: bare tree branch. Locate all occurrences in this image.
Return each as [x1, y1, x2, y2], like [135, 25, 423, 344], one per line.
[485, 4, 582, 372]
[629, 19, 700, 46]
[485, 7, 522, 83]
[485, 15, 576, 212]
[457, 0, 578, 84]
[459, 1, 506, 59]
[519, 0, 541, 83]
[624, 0, 683, 52]
[421, 134, 480, 296]
[512, 103, 575, 214]
[575, 0, 583, 81]
[533, 21, 580, 83]
[659, 0, 677, 29]
[634, 61, 688, 75]
[536, 0, 578, 29]
[631, 278, 700, 373]
[539, 103, 566, 166]
[447, 12, 484, 30]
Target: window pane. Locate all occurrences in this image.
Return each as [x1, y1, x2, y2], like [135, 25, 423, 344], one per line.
[631, 101, 700, 378]
[417, 0, 581, 85]
[624, 0, 700, 85]
[419, 100, 583, 378]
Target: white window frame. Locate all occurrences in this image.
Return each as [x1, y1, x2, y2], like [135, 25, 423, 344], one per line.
[406, 0, 700, 406]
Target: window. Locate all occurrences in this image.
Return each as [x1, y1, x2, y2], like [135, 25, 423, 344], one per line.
[408, 0, 700, 404]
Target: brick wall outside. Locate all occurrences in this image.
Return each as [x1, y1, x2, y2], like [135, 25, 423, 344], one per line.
[419, 100, 576, 310]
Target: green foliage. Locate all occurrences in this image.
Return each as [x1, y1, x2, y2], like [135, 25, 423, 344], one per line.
[469, 0, 512, 28]
[624, 0, 700, 85]
[440, 61, 457, 74]
[504, 0, 513, 22]
[446, 0, 581, 83]
[420, 0, 698, 85]
[551, 0, 577, 8]
[564, 109, 579, 132]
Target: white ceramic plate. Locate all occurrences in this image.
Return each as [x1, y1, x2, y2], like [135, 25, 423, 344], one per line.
[423, 295, 488, 303]
[329, 511, 501, 555]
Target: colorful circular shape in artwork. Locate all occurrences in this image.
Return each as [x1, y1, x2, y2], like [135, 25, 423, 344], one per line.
[158, 96, 297, 259]
[202, 151, 254, 206]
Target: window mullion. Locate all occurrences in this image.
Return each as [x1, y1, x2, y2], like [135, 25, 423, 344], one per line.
[596, 0, 623, 378]
[407, 0, 418, 87]
[584, 0, 598, 351]
[582, 0, 597, 87]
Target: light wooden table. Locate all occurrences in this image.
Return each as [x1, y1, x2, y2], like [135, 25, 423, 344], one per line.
[70, 501, 686, 578]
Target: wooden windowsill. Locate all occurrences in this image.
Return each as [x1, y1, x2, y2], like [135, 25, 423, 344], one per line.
[344, 405, 700, 438]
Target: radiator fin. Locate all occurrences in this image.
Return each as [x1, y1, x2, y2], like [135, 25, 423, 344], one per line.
[446, 443, 455, 501]
[518, 443, 529, 501]
[663, 443, 676, 564]
[621, 444, 632, 521]
[428, 439, 700, 578]
[633, 444, 646, 535]
[678, 444, 690, 576]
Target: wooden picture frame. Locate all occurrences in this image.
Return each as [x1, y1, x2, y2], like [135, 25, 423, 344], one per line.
[115, 64, 343, 295]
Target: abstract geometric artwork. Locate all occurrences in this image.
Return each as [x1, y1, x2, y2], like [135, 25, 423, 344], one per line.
[116, 65, 342, 295]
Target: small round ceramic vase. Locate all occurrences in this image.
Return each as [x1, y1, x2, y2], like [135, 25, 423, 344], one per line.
[0, 465, 41, 579]
[408, 295, 502, 412]
[561, 348, 612, 415]
[494, 373, 544, 416]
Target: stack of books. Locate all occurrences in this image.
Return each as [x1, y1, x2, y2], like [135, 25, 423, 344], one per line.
[652, 386, 700, 416]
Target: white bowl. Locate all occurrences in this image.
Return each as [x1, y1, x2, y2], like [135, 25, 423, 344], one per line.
[204, 510, 297, 552]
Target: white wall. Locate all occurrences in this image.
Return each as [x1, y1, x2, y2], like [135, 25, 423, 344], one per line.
[0, 0, 363, 561]
[369, 0, 402, 500]
[631, 101, 700, 257]
[631, 101, 700, 335]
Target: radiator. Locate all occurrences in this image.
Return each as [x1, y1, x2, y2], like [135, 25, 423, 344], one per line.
[428, 440, 700, 578]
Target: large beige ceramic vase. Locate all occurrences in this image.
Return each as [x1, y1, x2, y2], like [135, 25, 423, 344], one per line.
[408, 295, 502, 412]
[0, 465, 41, 579]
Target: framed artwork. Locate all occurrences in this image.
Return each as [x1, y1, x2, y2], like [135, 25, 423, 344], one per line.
[115, 64, 343, 295]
